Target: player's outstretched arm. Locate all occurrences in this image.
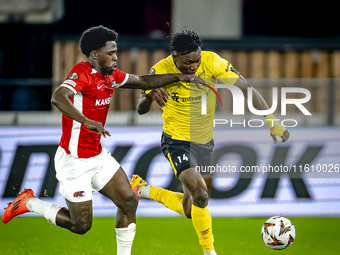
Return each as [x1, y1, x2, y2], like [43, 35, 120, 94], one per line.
[137, 88, 170, 115]
[51, 87, 110, 137]
[121, 73, 205, 89]
[234, 76, 290, 144]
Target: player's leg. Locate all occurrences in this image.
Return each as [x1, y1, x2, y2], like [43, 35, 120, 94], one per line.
[130, 134, 216, 254]
[2, 188, 94, 234]
[181, 173, 212, 218]
[99, 167, 138, 255]
[131, 167, 216, 254]
[130, 135, 212, 219]
[186, 141, 216, 255]
[51, 146, 96, 234]
[180, 140, 215, 219]
[130, 175, 186, 217]
[99, 167, 138, 227]
[90, 147, 138, 255]
[2, 146, 93, 233]
[179, 168, 216, 255]
[157, 136, 216, 254]
[133, 133, 191, 217]
[27, 155, 95, 235]
[56, 200, 93, 234]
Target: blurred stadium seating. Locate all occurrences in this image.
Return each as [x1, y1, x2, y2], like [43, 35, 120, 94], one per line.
[0, 37, 339, 126]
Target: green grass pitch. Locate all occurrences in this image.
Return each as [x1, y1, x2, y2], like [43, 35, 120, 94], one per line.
[0, 217, 339, 254]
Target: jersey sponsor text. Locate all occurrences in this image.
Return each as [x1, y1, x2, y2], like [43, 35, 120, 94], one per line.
[95, 97, 111, 106]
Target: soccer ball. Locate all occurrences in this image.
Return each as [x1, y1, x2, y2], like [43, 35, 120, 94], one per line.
[261, 216, 295, 250]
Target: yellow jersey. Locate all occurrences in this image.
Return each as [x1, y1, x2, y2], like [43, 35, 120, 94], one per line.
[145, 51, 239, 144]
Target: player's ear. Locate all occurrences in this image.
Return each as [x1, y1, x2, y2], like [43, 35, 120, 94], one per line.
[91, 50, 98, 59]
[172, 51, 180, 63]
[172, 51, 177, 60]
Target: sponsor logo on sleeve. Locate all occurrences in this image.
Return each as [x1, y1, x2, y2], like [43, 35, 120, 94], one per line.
[68, 72, 79, 80]
[149, 69, 155, 75]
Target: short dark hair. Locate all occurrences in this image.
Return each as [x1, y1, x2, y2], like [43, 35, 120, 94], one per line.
[80, 25, 118, 57]
[170, 30, 202, 55]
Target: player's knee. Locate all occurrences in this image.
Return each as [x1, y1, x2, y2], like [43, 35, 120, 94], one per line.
[72, 222, 92, 235]
[192, 187, 209, 208]
[128, 192, 139, 213]
[117, 192, 138, 215]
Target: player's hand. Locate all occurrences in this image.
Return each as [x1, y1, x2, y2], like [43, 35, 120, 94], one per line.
[190, 76, 207, 86]
[270, 125, 290, 144]
[265, 114, 290, 144]
[178, 74, 206, 85]
[83, 119, 111, 138]
[148, 88, 170, 107]
[177, 74, 194, 82]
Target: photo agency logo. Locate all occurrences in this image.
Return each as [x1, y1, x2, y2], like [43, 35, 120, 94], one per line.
[201, 84, 312, 128]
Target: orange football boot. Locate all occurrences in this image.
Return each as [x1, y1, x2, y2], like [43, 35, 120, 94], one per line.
[129, 175, 147, 200]
[2, 189, 35, 223]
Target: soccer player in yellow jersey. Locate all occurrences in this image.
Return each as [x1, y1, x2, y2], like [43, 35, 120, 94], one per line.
[130, 30, 290, 255]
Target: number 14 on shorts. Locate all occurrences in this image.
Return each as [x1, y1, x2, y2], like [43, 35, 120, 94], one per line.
[177, 154, 189, 163]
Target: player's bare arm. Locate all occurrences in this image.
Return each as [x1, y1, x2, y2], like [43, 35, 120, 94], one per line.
[121, 73, 205, 90]
[51, 87, 111, 137]
[234, 75, 290, 143]
[137, 88, 170, 115]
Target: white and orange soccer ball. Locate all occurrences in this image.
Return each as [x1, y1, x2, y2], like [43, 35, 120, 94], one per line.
[261, 216, 295, 250]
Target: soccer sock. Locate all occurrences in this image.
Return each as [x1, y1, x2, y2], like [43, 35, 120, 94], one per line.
[137, 185, 151, 199]
[204, 250, 217, 255]
[191, 204, 214, 253]
[149, 186, 186, 217]
[26, 197, 62, 226]
[115, 223, 136, 255]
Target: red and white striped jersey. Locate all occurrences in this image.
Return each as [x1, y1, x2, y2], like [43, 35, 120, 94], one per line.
[58, 61, 129, 158]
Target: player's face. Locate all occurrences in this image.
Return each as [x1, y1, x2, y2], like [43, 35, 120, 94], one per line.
[173, 49, 201, 74]
[96, 41, 118, 74]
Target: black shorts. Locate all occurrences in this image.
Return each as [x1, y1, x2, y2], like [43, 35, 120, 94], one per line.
[161, 132, 214, 177]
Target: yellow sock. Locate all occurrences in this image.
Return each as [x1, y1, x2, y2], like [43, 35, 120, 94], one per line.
[149, 186, 186, 217]
[191, 204, 214, 252]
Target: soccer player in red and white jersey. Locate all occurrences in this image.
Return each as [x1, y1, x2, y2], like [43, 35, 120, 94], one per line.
[2, 26, 205, 255]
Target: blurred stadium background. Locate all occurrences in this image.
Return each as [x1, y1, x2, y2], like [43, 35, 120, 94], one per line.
[0, 0, 340, 254]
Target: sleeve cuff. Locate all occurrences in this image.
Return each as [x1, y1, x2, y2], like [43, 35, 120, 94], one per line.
[60, 84, 77, 94]
[115, 73, 130, 88]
